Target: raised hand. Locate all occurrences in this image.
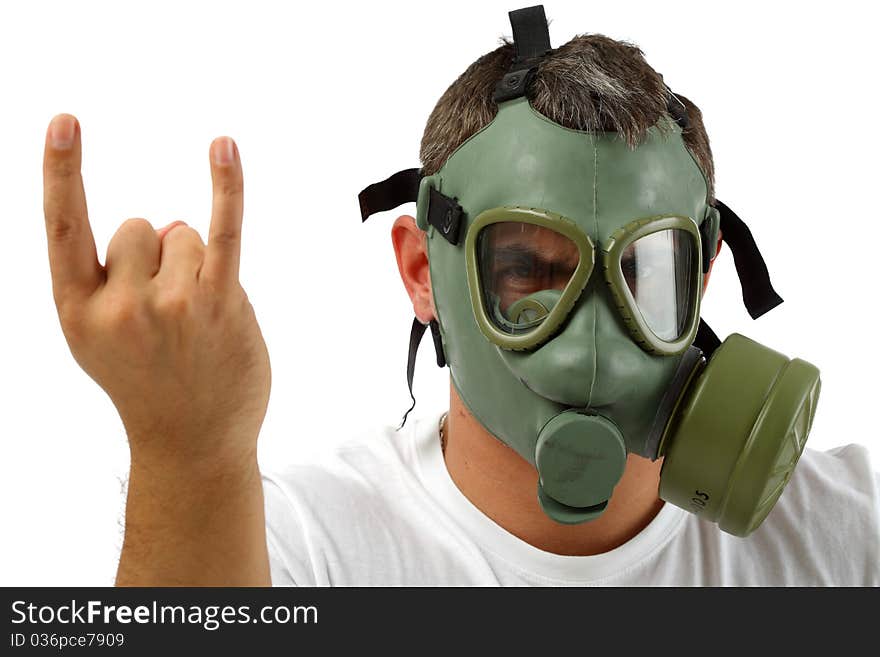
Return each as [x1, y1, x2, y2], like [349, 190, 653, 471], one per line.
[42, 114, 271, 585]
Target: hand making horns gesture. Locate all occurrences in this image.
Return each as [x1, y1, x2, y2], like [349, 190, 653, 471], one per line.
[42, 113, 271, 476]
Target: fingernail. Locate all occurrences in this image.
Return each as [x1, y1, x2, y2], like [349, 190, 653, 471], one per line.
[161, 220, 187, 231]
[157, 220, 188, 240]
[212, 137, 234, 165]
[49, 115, 76, 150]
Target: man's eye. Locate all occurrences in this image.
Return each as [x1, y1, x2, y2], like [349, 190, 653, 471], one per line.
[496, 264, 536, 284]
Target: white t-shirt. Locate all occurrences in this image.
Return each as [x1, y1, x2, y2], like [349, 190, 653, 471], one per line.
[262, 409, 880, 586]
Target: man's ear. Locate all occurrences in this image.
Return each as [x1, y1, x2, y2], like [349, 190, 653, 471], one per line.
[702, 227, 724, 294]
[391, 215, 436, 323]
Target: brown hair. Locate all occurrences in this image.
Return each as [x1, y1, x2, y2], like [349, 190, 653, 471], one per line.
[419, 35, 715, 201]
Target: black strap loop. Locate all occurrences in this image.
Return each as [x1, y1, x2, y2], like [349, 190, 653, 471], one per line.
[494, 5, 551, 103]
[426, 187, 464, 245]
[715, 200, 784, 319]
[359, 168, 422, 222]
[509, 5, 551, 60]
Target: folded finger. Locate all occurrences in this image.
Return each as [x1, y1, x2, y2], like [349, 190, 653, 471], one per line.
[105, 218, 161, 283]
[156, 224, 205, 282]
[156, 220, 189, 242]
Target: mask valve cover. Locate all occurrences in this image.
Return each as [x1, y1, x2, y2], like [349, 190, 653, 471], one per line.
[535, 411, 627, 524]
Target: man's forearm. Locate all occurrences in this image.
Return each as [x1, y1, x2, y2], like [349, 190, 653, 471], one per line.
[41, 115, 272, 586]
[116, 452, 270, 586]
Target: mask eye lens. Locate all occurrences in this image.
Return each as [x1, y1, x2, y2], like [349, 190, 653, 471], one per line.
[621, 228, 696, 341]
[477, 222, 581, 336]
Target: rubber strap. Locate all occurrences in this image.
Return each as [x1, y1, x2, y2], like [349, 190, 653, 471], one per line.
[358, 168, 463, 246]
[509, 5, 551, 60]
[699, 215, 713, 274]
[694, 317, 721, 359]
[398, 318, 428, 430]
[430, 319, 446, 367]
[398, 318, 447, 429]
[359, 168, 421, 221]
[715, 200, 784, 319]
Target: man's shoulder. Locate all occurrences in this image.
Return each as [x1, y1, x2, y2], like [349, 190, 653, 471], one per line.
[260, 412, 472, 585]
[261, 412, 441, 524]
[264, 420, 414, 499]
[697, 442, 880, 585]
[782, 443, 880, 518]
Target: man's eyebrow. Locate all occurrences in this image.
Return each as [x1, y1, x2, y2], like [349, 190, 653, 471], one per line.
[493, 244, 539, 259]
[492, 244, 578, 270]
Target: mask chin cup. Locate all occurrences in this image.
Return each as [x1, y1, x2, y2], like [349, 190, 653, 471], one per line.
[658, 334, 821, 537]
[534, 411, 627, 525]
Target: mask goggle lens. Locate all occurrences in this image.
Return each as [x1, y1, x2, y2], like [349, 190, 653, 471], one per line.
[465, 208, 702, 354]
[478, 222, 581, 335]
[465, 207, 595, 351]
[621, 228, 696, 342]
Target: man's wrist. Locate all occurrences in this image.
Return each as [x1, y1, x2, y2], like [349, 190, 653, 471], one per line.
[128, 443, 260, 495]
[118, 448, 268, 586]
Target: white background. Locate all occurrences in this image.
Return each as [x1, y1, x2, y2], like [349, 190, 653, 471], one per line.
[1, 0, 876, 585]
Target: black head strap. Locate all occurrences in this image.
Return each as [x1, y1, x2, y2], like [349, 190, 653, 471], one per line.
[359, 167, 422, 222]
[494, 5, 552, 103]
[715, 200, 784, 319]
[398, 318, 447, 430]
[698, 219, 713, 275]
[398, 318, 428, 430]
[694, 318, 722, 359]
[359, 172, 452, 427]
[359, 168, 463, 246]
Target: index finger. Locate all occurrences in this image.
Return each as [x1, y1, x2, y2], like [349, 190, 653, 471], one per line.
[42, 114, 103, 303]
[201, 137, 243, 286]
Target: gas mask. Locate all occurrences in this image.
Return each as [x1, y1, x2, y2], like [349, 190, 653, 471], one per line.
[359, 5, 820, 537]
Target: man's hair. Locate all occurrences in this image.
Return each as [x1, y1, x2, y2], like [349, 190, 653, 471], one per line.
[420, 35, 715, 202]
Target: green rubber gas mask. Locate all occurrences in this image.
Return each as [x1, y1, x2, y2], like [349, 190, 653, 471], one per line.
[359, 5, 821, 537]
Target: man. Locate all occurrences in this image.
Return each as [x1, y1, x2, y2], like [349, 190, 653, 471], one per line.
[42, 8, 879, 586]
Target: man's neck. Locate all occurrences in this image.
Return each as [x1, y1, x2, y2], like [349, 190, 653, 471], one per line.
[443, 380, 665, 556]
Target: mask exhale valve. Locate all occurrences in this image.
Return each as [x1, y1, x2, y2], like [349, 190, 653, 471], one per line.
[535, 411, 627, 524]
